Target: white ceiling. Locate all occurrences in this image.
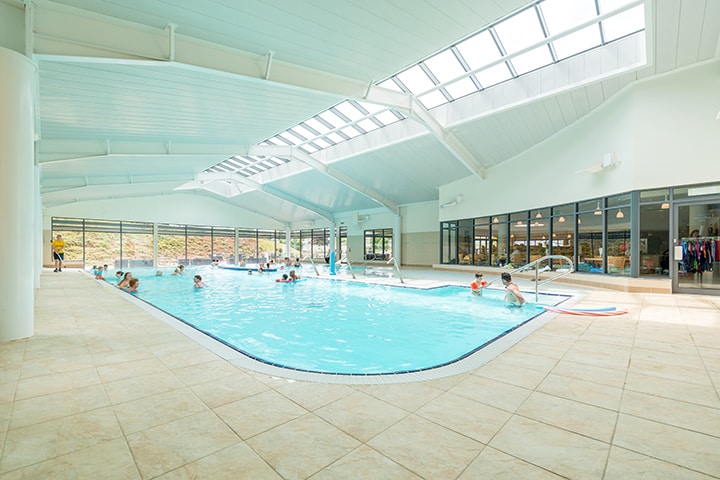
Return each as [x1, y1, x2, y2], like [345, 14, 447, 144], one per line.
[12, 0, 720, 224]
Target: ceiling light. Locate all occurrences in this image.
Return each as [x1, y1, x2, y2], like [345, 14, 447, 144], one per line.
[492, 217, 499, 223]
[567, 234, 572, 238]
[616, 209, 624, 219]
[594, 202, 602, 215]
[516, 221, 523, 226]
[661, 194, 669, 209]
[535, 211, 542, 218]
[558, 216, 565, 223]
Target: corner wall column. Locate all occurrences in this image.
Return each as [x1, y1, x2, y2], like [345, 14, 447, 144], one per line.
[0, 47, 36, 341]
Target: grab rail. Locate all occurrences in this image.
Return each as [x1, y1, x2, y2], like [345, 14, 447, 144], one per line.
[386, 256, 405, 284]
[341, 256, 357, 279]
[510, 255, 574, 301]
[304, 256, 320, 276]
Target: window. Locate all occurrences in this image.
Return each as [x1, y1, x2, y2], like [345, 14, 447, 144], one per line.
[365, 228, 393, 260]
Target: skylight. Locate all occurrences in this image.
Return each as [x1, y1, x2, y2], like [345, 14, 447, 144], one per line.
[209, 0, 644, 178]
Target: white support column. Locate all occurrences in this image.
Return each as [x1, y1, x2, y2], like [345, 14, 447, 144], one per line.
[234, 228, 239, 265]
[329, 220, 337, 275]
[285, 226, 291, 259]
[152, 223, 158, 267]
[34, 165, 42, 289]
[394, 214, 402, 266]
[0, 47, 36, 341]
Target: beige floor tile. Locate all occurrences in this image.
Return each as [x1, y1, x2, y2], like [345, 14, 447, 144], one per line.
[537, 373, 623, 410]
[0, 381, 16, 405]
[631, 345, 705, 370]
[517, 391, 617, 442]
[604, 446, 717, 480]
[367, 414, 483, 480]
[273, 380, 356, 411]
[126, 410, 240, 479]
[0, 407, 123, 473]
[14, 367, 101, 401]
[614, 413, 720, 477]
[189, 371, 270, 408]
[624, 371, 720, 408]
[247, 413, 360, 479]
[698, 346, 720, 370]
[490, 415, 609, 479]
[96, 357, 173, 383]
[490, 350, 559, 373]
[315, 391, 408, 442]
[9, 383, 111, 429]
[458, 446, 566, 480]
[1, 438, 141, 480]
[620, 390, 720, 437]
[416, 391, 511, 444]
[473, 358, 550, 389]
[550, 359, 627, 388]
[628, 357, 713, 386]
[19, 352, 97, 379]
[155, 346, 221, 370]
[0, 366, 21, 386]
[171, 359, 242, 386]
[449, 374, 532, 413]
[214, 390, 308, 439]
[113, 387, 209, 435]
[362, 381, 444, 412]
[308, 445, 422, 480]
[155, 443, 283, 480]
[104, 371, 186, 404]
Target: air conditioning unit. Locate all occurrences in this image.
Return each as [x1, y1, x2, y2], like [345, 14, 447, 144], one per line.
[357, 214, 369, 224]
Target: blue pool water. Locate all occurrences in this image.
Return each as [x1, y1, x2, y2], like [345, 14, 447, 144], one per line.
[124, 267, 567, 375]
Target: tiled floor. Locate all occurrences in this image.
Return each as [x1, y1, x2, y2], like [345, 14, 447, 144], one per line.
[1, 269, 719, 479]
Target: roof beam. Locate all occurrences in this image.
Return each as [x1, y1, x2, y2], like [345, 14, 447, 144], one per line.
[183, 172, 333, 220]
[250, 145, 400, 213]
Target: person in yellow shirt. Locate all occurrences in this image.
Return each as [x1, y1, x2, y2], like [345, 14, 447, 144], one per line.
[51, 234, 66, 272]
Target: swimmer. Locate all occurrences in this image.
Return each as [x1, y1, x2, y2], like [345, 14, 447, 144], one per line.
[172, 265, 185, 275]
[155, 270, 163, 276]
[276, 273, 292, 283]
[501, 272, 525, 306]
[470, 272, 487, 296]
[118, 272, 132, 289]
[193, 275, 205, 288]
[288, 269, 300, 281]
[125, 278, 139, 293]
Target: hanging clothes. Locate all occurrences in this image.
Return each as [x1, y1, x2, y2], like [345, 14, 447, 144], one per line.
[681, 238, 716, 273]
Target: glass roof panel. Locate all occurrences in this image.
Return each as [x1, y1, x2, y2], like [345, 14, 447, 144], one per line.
[335, 101, 365, 121]
[377, 78, 403, 92]
[445, 78, 478, 99]
[325, 132, 346, 143]
[357, 119, 380, 132]
[290, 125, 316, 140]
[374, 110, 402, 125]
[493, 7, 545, 55]
[312, 137, 333, 148]
[552, 25, 602, 59]
[304, 117, 331, 134]
[423, 49, 466, 84]
[278, 131, 301, 145]
[418, 90, 448, 109]
[299, 144, 317, 153]
[601, 5, 644, 42]
[340, 126, 362, 138]
[356, 100, 384, 114]
[456, 30, 503, 70]
[540, 0, 597, 35]
[318, 110, 346, 128]
[396, 65, 436, 95]
[508, 45, 553, 75]
[474, 63, 513, 88]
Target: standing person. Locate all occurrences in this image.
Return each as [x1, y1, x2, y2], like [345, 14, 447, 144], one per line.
[501, 272, 525, 306]
[470, 272, 487, 296]
[51, 234, 66, 272]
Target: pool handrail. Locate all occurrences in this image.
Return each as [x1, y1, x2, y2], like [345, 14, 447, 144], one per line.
[304, 256, 320, 276]
[386, 256, 405, 284]
[340, 256, 357, 279]
[510, 255, 574, 301]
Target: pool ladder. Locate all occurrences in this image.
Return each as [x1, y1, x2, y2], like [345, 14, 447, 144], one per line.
[510, 255, 574, 301]
[341, 255, 404, 283]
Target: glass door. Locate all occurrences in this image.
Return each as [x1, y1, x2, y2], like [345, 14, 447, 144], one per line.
[674, 202, 720, 294]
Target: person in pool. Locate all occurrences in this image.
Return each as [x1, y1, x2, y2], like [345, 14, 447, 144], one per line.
[501, 272, 525, 306]
[125, 278, 139, 293]
[470, 272, 487, 296]
[193, 275, 205, 288]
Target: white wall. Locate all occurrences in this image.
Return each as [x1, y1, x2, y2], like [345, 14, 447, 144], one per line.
[0, 2, 25, 54]
[43, 193, 285, 230]
[440, 61, 720, 221]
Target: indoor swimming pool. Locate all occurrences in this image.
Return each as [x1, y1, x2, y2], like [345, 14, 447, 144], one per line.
[118, 266, 568, 375]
